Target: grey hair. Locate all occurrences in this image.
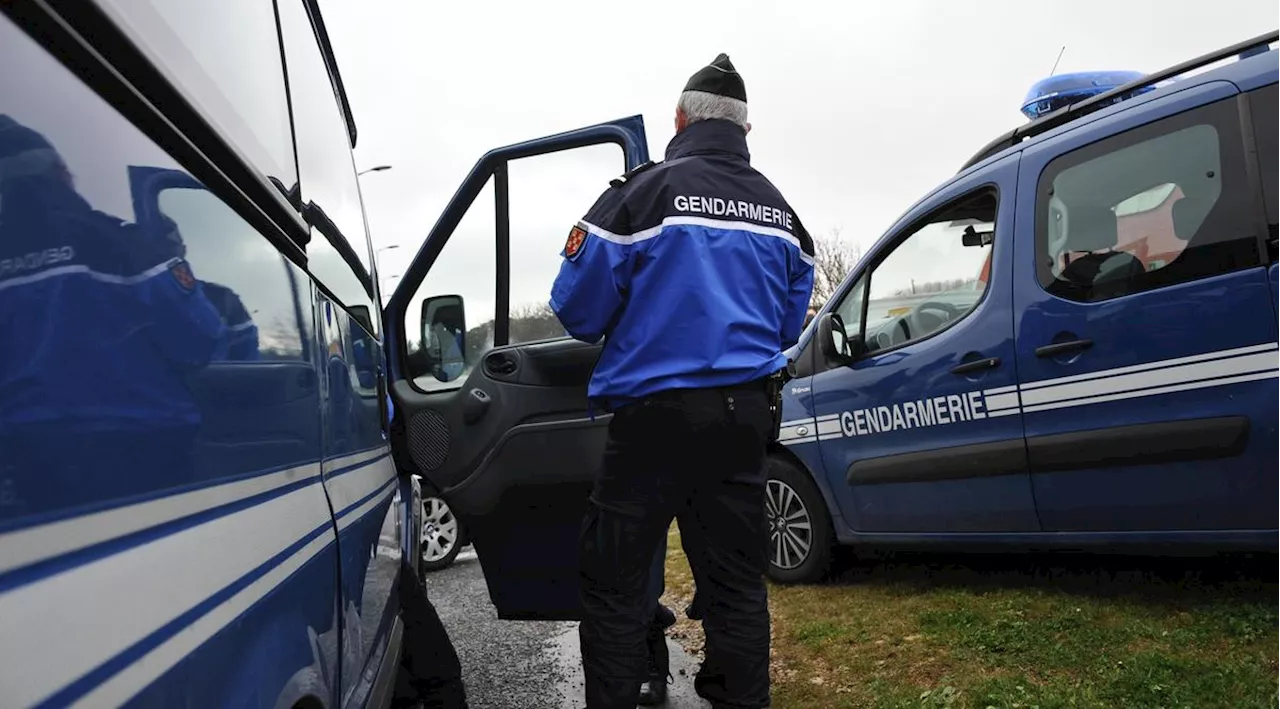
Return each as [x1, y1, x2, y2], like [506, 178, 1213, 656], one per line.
[677, 90, 748, 129]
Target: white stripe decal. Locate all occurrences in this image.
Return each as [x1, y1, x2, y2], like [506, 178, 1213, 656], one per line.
[781, 436, 817, 446]
[74, 530, 337, 709]
[0, 462, 321, 577]
[1021, 351, 1277, 407]
[581, 216, 813, 263]
[816, 418, 843, 436]
[328, 457, 397, 517]
[1021, 369, 1278, 413]
[782, 344, 1278, 438]
[984, 391, 1021, 412]
[327, 446, 390, 472]
[337, 481, 398, 533]
[0, 482, 335, 708]
[0, 446, 387, 578]
[1020, 342, 1277, 392]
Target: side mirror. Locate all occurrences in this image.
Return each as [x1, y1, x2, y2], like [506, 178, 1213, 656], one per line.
[817, 312, 862, 365]
[420, 294, 468, 383]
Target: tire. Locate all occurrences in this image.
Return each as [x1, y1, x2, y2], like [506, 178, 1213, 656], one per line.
[763, 456, 835, 584]
[419, 492, 465, 574]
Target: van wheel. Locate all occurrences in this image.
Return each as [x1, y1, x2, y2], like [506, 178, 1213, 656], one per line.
[764, 457, 834, 584]
[420, 494, 464, 574]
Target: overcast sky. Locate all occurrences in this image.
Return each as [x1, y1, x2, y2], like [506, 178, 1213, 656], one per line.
[321, 0, 1276, 321]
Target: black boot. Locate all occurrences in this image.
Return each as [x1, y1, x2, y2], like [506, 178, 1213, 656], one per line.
[638, 605, 676, 705]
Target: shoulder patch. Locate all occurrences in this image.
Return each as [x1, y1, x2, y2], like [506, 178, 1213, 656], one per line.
[563, 223, 589, 261]
[169, 259, 197, 292]
[609, 160, 660, 188]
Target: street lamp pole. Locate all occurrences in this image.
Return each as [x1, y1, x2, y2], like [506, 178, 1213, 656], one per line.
[375, 243, 399, 262]
[358, 164, 392, 177]
[374, 246, 401, 301]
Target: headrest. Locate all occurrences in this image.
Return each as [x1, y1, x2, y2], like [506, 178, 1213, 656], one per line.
[1171, 197, 1205, 241]
[1066, 204, 1118, 251]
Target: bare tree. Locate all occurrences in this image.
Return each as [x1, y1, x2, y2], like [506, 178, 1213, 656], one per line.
[508, 302, 565, 343]
[811, 228, 862, 308]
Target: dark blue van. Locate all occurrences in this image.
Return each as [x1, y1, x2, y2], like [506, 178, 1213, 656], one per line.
[766, 32, 1279, 582]
[0, 1, 654, 706]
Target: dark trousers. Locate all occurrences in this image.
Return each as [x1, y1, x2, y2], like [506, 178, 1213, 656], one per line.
[578, 382, 773, 709]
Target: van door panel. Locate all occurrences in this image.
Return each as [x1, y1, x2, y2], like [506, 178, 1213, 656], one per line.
[1012, 87, 1279, 534]
[804, 153, 1037, 535]
[388, 117, 648, 620]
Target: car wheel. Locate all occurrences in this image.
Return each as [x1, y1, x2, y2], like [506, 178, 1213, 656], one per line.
[764, 457, 834, 584]
[420, 494, 464, 574]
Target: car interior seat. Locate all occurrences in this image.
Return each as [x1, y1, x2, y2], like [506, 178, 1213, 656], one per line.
[1058, 204, 1146, 300]
[1154, 189, 1259, 289]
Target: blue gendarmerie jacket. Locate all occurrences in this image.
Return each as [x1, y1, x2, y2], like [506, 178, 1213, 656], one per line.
[550, 118, 815, 408]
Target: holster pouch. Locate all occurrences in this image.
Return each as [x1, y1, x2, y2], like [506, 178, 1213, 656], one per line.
[766, 367, 789, 442]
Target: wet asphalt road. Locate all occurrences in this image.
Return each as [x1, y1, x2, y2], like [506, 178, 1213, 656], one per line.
[424, 548, 710, 709]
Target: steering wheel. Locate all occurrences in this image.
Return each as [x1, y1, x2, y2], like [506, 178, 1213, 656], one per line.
[906, 301, 962, 340]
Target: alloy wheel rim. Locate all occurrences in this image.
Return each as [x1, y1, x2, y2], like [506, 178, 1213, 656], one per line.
[421, 497, 459, 563]
[765, 479, 812, 570]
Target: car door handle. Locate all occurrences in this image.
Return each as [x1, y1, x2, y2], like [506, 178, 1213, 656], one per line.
[484, 352, 517, 376]
[1035, 339, 1094, 358]
[950, 357, 1000, 375]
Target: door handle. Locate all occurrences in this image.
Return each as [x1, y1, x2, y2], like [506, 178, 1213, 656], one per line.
[485, 352, 517, 376]
[1035, 339, 1094, 358]
[951, 357, 1000, 375]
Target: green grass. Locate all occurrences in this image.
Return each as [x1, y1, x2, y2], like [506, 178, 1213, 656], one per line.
[662, 526, 1278, 709]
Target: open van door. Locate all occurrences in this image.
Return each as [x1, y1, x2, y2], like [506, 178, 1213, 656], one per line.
[385, 116, 649, 619]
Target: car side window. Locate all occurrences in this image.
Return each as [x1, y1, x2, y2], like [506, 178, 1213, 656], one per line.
[1036, 96, 1260, 303]
[834, 190, 997, 354]
[278, 0, 375, 329]
[404, 179, 498, 392]
[1246, 84, 1277, 254]
[97, 0, 297, 192]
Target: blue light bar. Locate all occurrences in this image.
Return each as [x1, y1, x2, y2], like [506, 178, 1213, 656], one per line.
[1020, 70, 1151, 120]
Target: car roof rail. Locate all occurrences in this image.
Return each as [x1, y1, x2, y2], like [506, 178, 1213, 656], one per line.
[958, 29, 1280, 173]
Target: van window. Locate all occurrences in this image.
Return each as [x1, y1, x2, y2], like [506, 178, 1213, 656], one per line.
[98, 0, 296, 190]
[157, 187, 307, 360]
[506, 144, 623, 345]
[1246, 84, 1277, 248]
[404, 179, 498, 392]
[1037, 97, 1259, 303]
[0, 11, 314, 520]
[835, 190, 996, 353]
[278, 0, 375, 320]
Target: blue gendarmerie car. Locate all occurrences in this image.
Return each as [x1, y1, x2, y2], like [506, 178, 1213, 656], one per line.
[767, 31, 1279, 582]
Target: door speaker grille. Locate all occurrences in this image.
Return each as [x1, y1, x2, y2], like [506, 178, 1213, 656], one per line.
[408, 409, 450, 471]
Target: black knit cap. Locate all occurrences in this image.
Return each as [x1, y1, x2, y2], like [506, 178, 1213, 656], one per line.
[683, 53, 747, 103]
